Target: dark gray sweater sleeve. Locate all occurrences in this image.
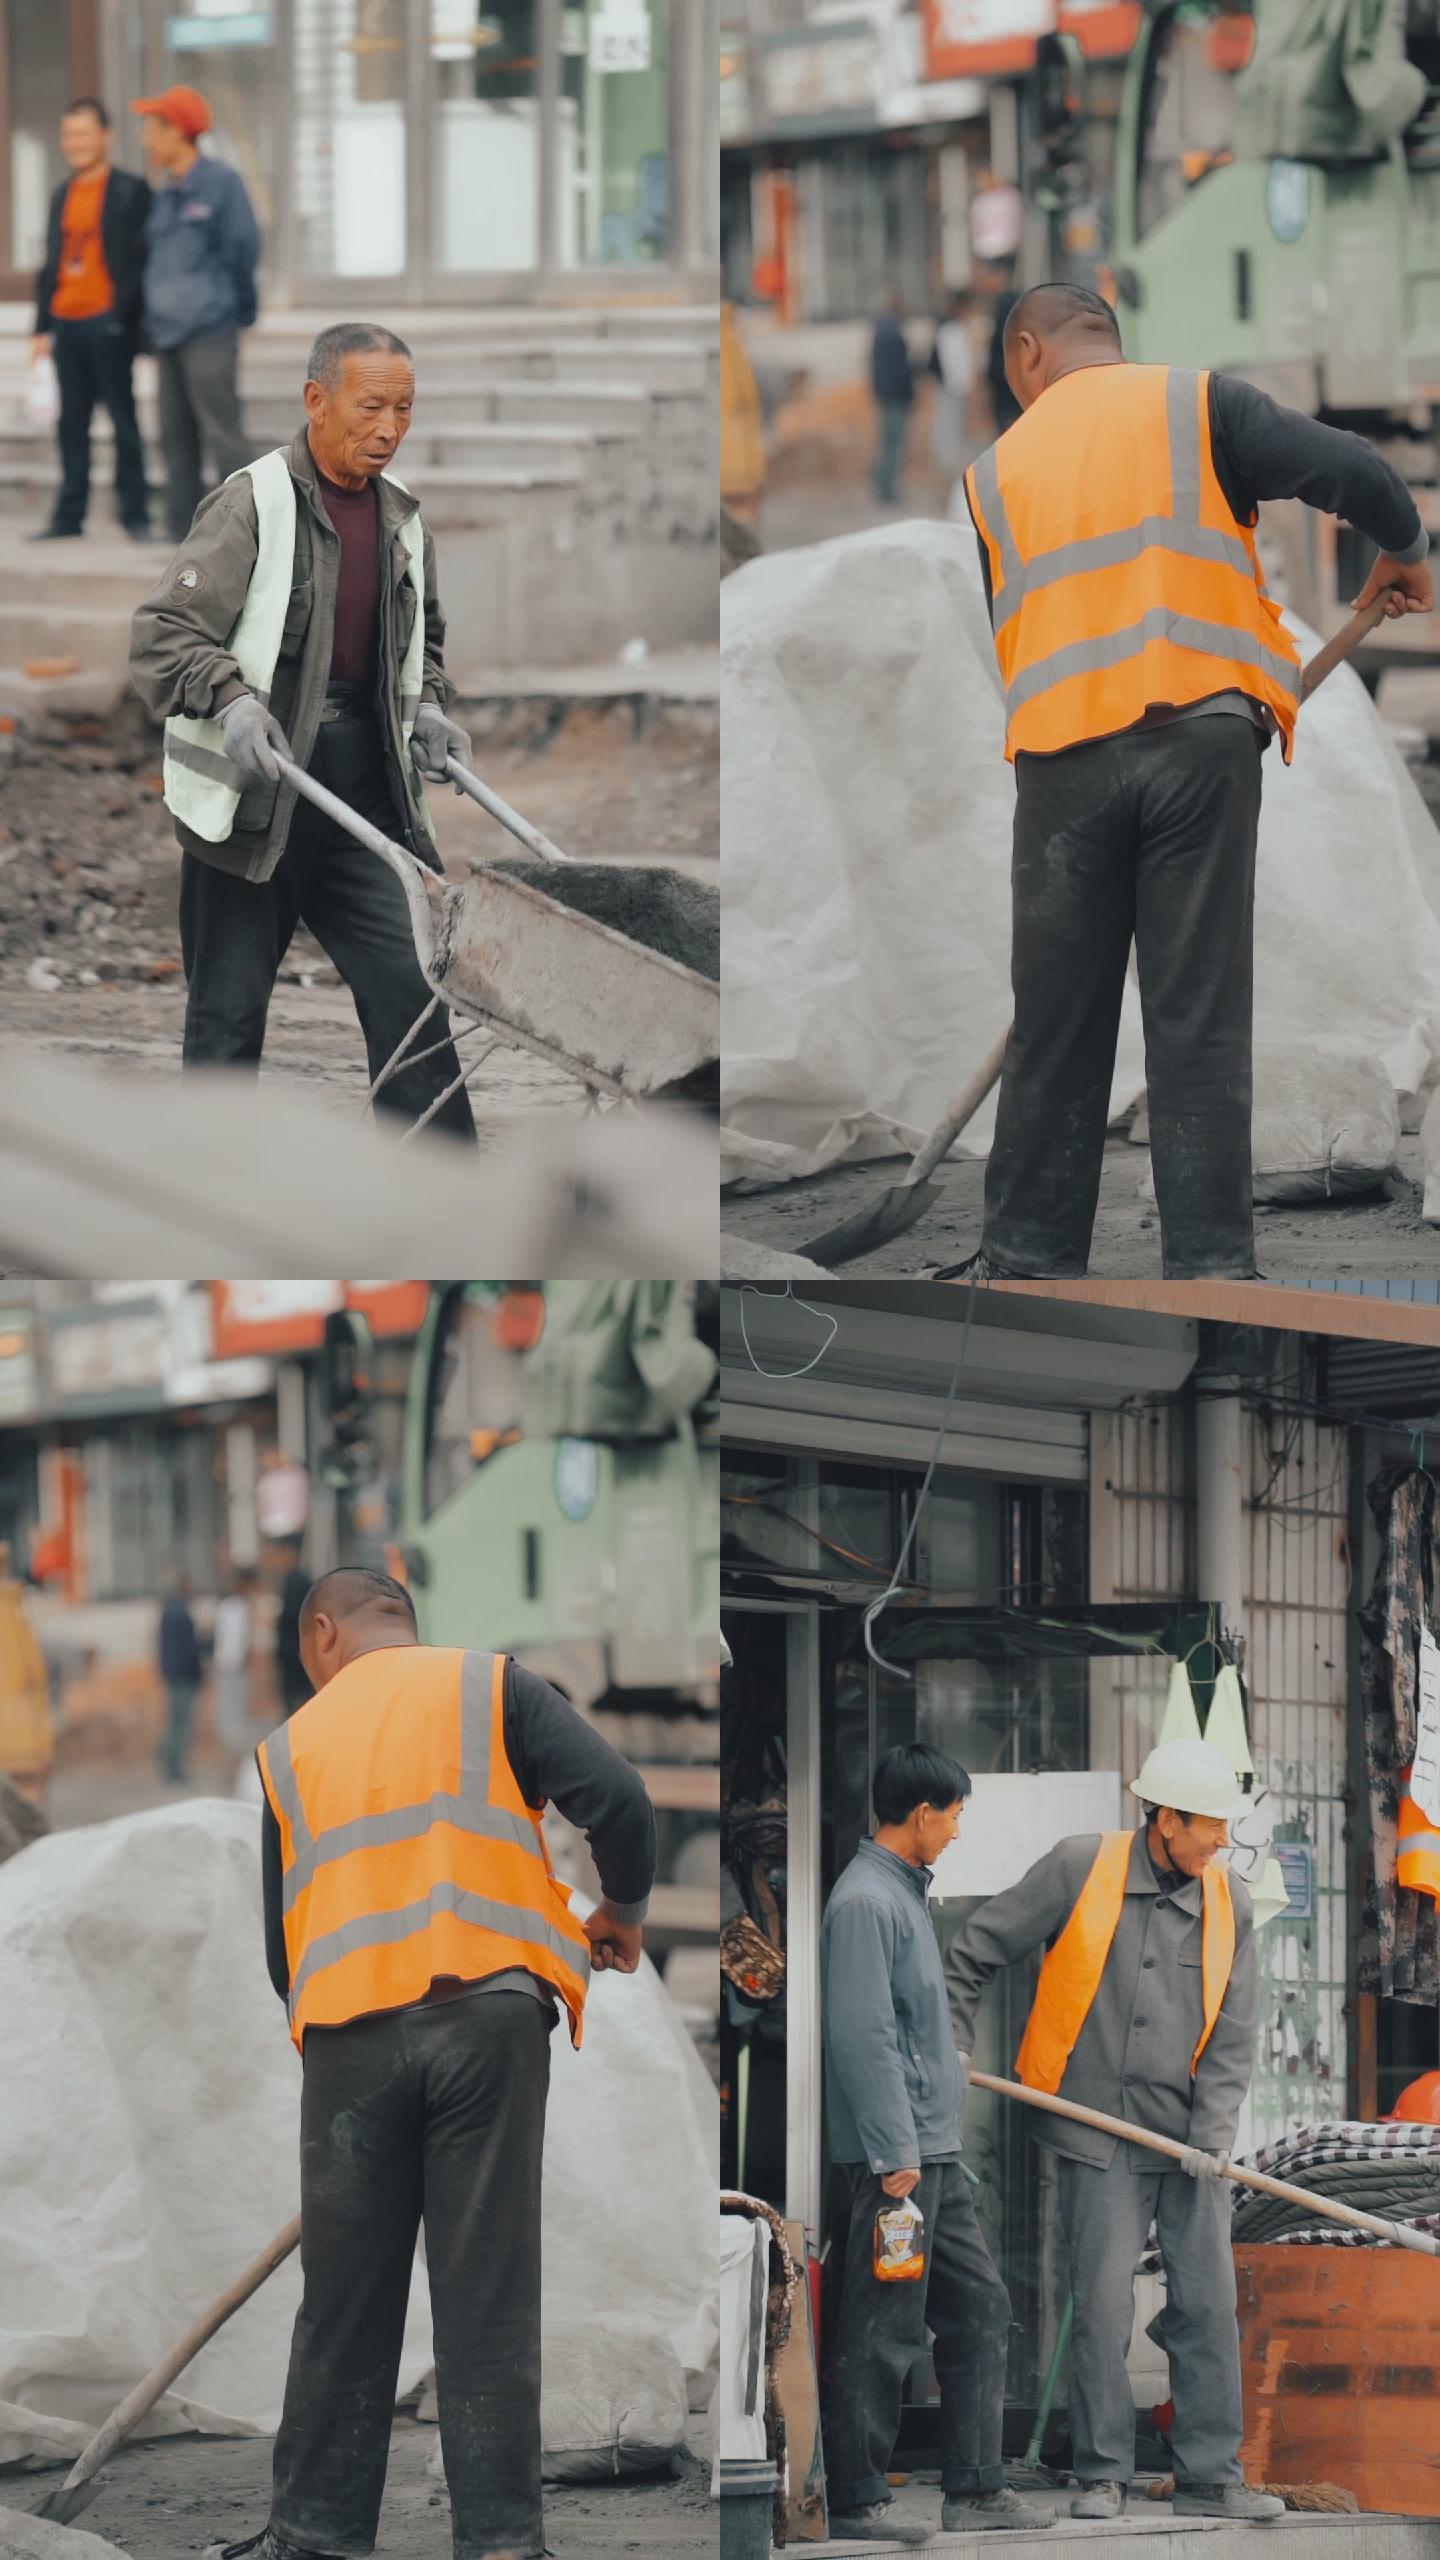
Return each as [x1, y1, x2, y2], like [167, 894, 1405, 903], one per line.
[944, 1840, 1080, 2050]
[1210, 372, 1427, 562]
[1188, 1877, 1260, 2153]
[823, 1894, 920, 2174]
[260, 1791, 289, 2003]
[504, 1660, 656, 1923]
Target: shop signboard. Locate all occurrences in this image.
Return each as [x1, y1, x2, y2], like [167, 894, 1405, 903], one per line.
[924, 0, 1055, 80]
[209, 1281, 431, 1359]
[165, 11, 274, 47]
[589, 0, 652, 75]
[0, 1311, 40, 1425]
[44, 1298, 170, 1416]
[758, 20, 882, 134]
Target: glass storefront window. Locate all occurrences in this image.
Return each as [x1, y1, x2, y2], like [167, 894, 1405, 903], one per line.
[559, 0, 671, 266]
[6, 8, 70, 275]
[293, 0, 407, 277]
[162, 10, 282, 243]
[432, 0, 543, 271]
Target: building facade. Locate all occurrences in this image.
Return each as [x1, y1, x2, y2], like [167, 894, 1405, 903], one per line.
[2, 0, 718, 306]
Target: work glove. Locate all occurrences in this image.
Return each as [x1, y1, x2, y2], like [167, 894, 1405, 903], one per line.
[216, 692, 292, 784]
[1179, 2146, 1230, 2184]
[411, 701, 473, 787]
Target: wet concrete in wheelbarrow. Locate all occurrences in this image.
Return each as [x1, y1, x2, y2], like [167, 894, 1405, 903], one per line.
[487, 859, 719, 983]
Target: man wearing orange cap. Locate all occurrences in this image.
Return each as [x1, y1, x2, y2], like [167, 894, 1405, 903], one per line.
[131, 84, 260, 543]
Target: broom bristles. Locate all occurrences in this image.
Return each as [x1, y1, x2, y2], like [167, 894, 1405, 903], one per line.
[1148, 2475, 1358, 2514]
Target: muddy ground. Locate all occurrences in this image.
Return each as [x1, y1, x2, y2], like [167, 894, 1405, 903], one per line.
[0, 695, 717, 1116]
[723, 1128, 1440, 1282]
[4, 2409, 714, 2558]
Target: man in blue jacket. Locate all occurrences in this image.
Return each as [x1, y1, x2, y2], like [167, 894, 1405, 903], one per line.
[821, 1743, 1054, 2544]
[131, 84, 260, 542]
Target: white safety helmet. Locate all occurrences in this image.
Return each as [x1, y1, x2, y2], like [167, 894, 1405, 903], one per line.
[1129, 1737, 1245, 1820]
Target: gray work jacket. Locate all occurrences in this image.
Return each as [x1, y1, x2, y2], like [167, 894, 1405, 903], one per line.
[129, 425, 453, 882]
[821, 1838, 966, 2177]
[945, 1828, 1258, 2171]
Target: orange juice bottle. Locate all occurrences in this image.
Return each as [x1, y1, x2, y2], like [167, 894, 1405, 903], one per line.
[873, 2196, 925, 2282]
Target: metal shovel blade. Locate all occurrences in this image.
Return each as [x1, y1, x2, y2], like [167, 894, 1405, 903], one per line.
[802, 1026, 1011, 1267]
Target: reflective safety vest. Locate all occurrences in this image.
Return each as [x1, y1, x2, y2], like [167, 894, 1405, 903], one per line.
[256, 1645, 592, 2051]
[161, 447, 432, 846]
[1014, 1831, 1236, 2093]
[965, 365, 1302, 765]
[1397, 1763, 1440, 1902]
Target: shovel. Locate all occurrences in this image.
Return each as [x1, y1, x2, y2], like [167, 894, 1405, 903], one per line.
[972, 2068, 1440, 2257]
[31, 2214, 301, 2527]
[801, 589, 1402, 1269]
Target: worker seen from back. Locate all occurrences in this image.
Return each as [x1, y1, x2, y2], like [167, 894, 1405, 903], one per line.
[221, 1567, 655, 2560]
[821, 1743, 1052, 2544]
[129, 321, 478, 1139]
[946, 1738, 1282, 2524]
[959, 283, 1432, 1281]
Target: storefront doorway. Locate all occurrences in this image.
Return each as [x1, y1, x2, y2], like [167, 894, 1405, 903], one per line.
[0, 0, 98, 299]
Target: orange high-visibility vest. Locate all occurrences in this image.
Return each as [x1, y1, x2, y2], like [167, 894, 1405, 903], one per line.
[965, 365, 1301, 765]
[1014, 1831, 1236, 2093]
[1397, 1764, 1440, 1902]
[256, 1645, 591, 2052]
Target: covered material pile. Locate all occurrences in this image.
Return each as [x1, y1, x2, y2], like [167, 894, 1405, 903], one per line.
[722, 519, 1440, 1186]
[0, 1800, 715, 2470]
[1231, 2122, 1440, 2246]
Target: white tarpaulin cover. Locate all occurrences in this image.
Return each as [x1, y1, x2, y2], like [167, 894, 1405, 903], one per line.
[0, 1801, 715, 2466]
[722, 517, 1440, 1185]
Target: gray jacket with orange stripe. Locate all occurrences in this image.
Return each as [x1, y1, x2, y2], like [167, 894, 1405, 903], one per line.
[945, 1827, 1258, 2171]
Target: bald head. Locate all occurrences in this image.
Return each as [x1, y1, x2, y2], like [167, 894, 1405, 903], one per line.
[1003, 281, 1122, 413]
[299, 1567, 417, 1691]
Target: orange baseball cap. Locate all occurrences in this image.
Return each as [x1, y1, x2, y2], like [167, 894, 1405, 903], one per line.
[130, 85, 213, 140]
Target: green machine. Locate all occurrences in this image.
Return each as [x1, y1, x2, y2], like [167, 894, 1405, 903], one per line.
[1098, 0, 1440, 641]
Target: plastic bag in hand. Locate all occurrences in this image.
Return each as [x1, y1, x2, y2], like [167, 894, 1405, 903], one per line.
[24, 356, 59, 432]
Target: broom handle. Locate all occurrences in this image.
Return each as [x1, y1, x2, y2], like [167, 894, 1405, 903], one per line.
[970, 2071, 1440, 2258]
[42, 2215, 302, 2524]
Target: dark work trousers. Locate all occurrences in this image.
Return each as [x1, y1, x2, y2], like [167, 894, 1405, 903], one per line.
[156, 327, 249, 540]
[49, 314, 149, 533]
[980, 716, 1266, 1279]
[270, 1990, 554, 2560]
[824, 2161, 1012, 2511]
[179, 707, 477, 1142]
[1058, 2156, 1243, 2489]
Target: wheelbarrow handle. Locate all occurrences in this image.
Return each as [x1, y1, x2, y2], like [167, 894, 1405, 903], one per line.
[274, 753, 440, 966]
[445, 755, 575, 866]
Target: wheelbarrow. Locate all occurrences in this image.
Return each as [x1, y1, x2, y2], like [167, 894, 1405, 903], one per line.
[273, 751, 719, 1136]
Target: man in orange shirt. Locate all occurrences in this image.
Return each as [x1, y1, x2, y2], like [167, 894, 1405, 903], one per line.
[32, 97, 151, 543]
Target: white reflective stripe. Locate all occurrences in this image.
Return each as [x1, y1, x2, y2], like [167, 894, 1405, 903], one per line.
[1167, 367, 1202, 524]
[386, 474, 435, 844]
[1006, 606, 1301, 716]
[990, 518, 1257, 635]
[971, 441, 1022, 608]
[289, 1878, 591, 2010]
[163, 734, 254, 790]
[162, 447, 296, 845]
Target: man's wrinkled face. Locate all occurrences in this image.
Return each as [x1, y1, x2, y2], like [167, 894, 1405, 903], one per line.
[60, 111, 108, 174]
[305, 354, 416, 481]
[1156, 1806, 1230, 1877]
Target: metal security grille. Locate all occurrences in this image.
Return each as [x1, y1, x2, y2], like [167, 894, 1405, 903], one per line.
[1243, 1350, 1351, 2144]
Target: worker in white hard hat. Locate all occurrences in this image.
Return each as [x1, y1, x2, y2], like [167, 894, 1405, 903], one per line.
[945, 1738, 1284, 2526]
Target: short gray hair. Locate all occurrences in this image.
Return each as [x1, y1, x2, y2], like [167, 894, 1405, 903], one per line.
[305, 321, 413, 391]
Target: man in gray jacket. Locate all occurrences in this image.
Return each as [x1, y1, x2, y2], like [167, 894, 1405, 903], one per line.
[945, 1738, 1283, 2525]
[821, 1742, 1054, 2544]
[130, 320, 477, 1139]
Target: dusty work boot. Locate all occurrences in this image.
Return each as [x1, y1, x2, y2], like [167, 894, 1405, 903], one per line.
[214, 2532, 347, 2560]
[827, 2500, 935, 2544]
[943, 2486, 1056, 2531]
[1173, 2482, 1285, 2522]
[1070, 2480, 1127, 2520]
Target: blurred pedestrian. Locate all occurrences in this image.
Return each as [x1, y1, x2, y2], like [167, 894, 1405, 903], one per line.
[0, 1544, 53, 1812]
[30, 97, 150, 546]
[156, 1569, 203, 1782]
[930, 290, 978, 486]
[870, 298, 915, 507]
[213, 1564, 258, 1768]
[957, 281, 1433, 1283]
[131, 84, 259, 544]
[275, 1539, 311, 1718]
[985, 262, 1023, 437]
[221, 1568, 656, 2560]
[130, 320, 478, 1141]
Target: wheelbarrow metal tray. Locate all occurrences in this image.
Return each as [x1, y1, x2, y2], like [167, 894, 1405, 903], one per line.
[437, 862, 720, 1095]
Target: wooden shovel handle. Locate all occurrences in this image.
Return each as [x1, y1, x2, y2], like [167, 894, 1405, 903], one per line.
[1299, 590, 1399, 702]
[42, 2214, 302, 2523]
[907, 1024, 1013, 1188]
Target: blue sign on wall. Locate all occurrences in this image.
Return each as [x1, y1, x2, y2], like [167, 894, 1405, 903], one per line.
[165, 12, 273, 48]
[1274, 1841, 1313, 1920]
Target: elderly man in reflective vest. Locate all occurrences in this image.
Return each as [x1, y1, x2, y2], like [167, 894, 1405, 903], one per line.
[956, 281, 1432, 1283]
[946, 1738, 1284, 2527]
[221, 1567, 655, 2560]
[130, 320, 478, 1140]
